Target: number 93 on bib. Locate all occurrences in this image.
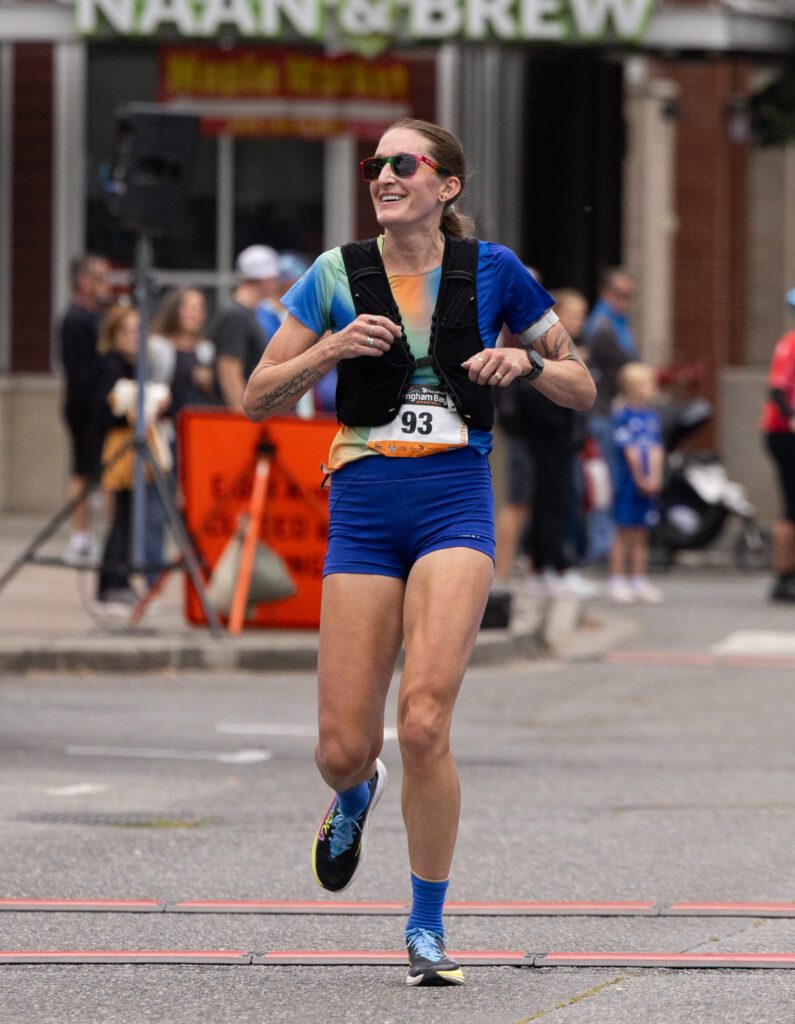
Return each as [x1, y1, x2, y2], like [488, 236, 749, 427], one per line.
[366, 386, 469, 458]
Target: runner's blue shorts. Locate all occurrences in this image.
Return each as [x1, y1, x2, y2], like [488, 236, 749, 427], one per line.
[324, 447, 495, 579]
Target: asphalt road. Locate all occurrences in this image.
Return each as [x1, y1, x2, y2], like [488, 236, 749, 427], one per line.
[2, 568, 795, 1022]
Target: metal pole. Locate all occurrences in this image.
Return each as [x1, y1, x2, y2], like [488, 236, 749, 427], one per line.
[131, 233, 152, 573]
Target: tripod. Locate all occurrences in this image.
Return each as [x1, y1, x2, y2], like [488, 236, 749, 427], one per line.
[0, 237, 223, 638]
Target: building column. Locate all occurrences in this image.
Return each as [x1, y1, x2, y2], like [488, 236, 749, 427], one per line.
[452, 46, 525, 251]
[622, 57, 679, 368]
[52, 40, 87, 352]
[747, 141, 795, 364]
[324, 135, 356, 250]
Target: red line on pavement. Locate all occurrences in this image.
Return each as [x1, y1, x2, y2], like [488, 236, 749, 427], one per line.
[262, 950, 406, 960]
[172, 899, 406, 911]
[724, 656, 795, 670]
[670, 902, 795, 913]
[0, 950, 249, 958]
[261, 949, 527, 960]
[447, 901, 656, 912]
[0, 899, 162, 908]
[546, 951, 795, 964]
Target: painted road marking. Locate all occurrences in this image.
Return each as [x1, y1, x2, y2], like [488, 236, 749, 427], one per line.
[4, 898, 795, 917]
[537, 951, 795, 969]
[65, 746, 271, 764]
[0, 949, 251, 964]
[254, 949, 529, 965]
[0, 899, 164, 912]
[669, 902, 795, 916]
[606, 650, 795, 670]
[171, 899, 407, 914]
[216, 723, 399, 742]
[44, 783, 110, 797]
[711, 631, 795, 656]
[3, 948, 795, 969]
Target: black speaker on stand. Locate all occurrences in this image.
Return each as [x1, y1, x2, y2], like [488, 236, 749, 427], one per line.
[106, 104, 201, 237]
[105, 104, 222, 634]
[0, 107, 219, 634]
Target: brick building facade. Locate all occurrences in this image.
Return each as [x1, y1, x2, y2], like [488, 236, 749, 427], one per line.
[0, 2, 793, 512]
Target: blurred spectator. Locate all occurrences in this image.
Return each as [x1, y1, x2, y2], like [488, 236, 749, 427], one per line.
[146, 287, 216, 588]
[255, 250, 308, 339]
[582, 267, 638, 563]
[95, 306, 171, 610]
[607, 363, 664, 604]
[494, 287, 599, 598]
[149, 288, 215, 429]
[761, 288, 795, 603]
[211, 246, 280, 412]
[58, 253, 111, 565]
[93, 306, 142, 610]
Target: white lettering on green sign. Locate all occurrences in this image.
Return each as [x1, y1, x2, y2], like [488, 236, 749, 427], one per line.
[76, 0, 655, 41]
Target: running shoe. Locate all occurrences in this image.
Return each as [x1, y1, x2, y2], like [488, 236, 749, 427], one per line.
[632, 578, 664, 604]
[311, 758, 387, 892]
[608, 577, 635, 604]
[405, 927, 465, 986]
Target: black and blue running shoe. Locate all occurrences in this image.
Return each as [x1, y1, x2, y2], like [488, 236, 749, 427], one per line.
[311, 758, 387, 892]
[405, 927, 465, 986]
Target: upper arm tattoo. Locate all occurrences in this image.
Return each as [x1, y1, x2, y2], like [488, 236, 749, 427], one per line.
[253, 367, 322, 417]
[535, 323, 586, 366]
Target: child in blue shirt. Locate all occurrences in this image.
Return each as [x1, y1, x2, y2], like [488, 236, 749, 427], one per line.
[608, 362, 665, 603]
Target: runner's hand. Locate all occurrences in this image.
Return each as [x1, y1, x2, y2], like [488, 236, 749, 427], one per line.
[462, 348, 530, 387]
[329, 315, 402, 361]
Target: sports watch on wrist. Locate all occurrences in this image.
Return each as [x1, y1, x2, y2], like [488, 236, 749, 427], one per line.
[523, 350, 545, 381]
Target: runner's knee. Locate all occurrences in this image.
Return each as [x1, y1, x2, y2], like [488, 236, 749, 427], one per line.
[398, 694, 452, 762]
[316, 731, 379, 782]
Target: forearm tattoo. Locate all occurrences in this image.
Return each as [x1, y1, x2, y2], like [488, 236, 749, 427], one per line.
[253, 367, 322, 416]
[537, 323, 586, 365]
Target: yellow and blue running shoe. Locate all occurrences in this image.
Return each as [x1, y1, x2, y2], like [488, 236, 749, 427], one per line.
[405, 927, 465, 986]
[311, 758, 387, 892]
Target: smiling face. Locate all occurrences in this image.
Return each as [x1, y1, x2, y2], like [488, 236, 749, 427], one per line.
[369, 127, 461, 235]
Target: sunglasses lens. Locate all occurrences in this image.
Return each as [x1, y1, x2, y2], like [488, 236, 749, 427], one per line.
[361, 158, 383, 181]
[392, 153, 420, 178]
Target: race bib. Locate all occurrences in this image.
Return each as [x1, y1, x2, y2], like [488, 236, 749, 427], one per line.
[366, 386, 468, 457]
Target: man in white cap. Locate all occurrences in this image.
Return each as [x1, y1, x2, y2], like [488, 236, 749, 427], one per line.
[210, 245, 281, 411]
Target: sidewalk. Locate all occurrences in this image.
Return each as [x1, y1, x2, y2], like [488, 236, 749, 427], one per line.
[0, 513, 634, 673]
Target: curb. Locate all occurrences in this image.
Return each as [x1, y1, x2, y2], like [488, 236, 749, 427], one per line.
[0, 600, 624, 675]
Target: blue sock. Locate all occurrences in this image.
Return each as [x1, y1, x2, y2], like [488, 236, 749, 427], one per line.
[406, 873, 449, 939]
[336, 781, 370, 818]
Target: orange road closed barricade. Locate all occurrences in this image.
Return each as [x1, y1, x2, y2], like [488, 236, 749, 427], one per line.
[178, 409, 338, 629]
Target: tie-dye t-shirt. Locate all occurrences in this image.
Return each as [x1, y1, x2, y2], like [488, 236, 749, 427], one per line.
[282, 237, 555, 470]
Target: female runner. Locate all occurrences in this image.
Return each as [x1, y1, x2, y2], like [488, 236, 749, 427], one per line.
[243, 118, 595, 986]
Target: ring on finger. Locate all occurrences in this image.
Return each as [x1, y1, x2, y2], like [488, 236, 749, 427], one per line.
[493, 371, 503, 381]
[474, 355, 486, 364]
[366, 337, 374, 347]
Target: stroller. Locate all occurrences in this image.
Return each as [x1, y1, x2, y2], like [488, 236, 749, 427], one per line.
[651, 398, 771, 570]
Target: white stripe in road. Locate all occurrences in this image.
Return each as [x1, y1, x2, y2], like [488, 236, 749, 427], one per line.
[66, 746, 272, 765]
[44, 783, 111, 797]
[711, 631, 795, 656]
[216, 723, 399, 741]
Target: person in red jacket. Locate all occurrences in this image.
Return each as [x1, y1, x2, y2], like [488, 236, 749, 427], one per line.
[761, 288, 795, 602]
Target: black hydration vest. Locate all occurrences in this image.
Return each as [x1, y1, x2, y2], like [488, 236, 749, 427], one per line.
[337, 235, 494, 431]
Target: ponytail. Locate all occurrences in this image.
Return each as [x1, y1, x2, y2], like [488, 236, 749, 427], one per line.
[441, 204, 475, 238]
